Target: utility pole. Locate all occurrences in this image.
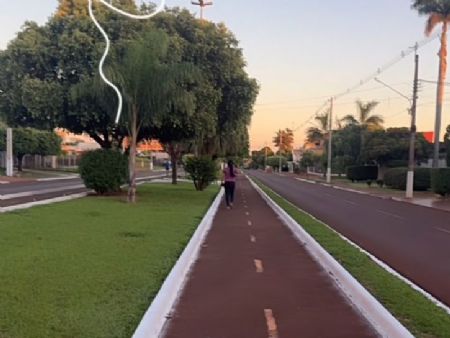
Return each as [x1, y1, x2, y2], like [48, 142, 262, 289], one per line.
[326, 98, 333, 183]
[279, 130, 282, 173]
[6, 128, 13, 177]
[264, 142, 268, 170]
[191, 0, 213, 21]
[406, 52, 420, 199]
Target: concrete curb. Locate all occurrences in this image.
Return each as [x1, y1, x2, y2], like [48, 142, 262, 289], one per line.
[132, 188, 224, 338]
[296, 176, 450, 214]
[0, 192, 88, 213]
[249, 177, 414, 338]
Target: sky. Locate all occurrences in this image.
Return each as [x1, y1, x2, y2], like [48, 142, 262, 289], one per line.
[1, 0, 449, 150]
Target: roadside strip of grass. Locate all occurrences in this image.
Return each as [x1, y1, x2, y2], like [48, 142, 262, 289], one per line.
[0, 183, 218, 338]
[253, 178, 450, 338]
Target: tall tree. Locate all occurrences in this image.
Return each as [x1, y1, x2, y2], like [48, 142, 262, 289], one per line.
[306, 111, 329, 145]
[273, 128, 294, 155]
[341, 100, 383, 162]
[412, 0, 450, 167]
[113, 31, 196, 202]
[153, 10, 258, 157]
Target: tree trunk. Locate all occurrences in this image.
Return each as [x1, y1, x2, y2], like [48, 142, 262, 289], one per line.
[170, 148, 178, 185]
[17, 154, 24, 172]
[433, 22, 448, 168]
[128, 106, 138, 203]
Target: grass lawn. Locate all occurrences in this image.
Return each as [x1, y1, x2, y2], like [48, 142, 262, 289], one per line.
[0, 183, 218, 338]
[253, 178, 450, 338]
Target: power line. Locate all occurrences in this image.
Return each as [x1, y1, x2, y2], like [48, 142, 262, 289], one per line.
[295, 32, 441, 137]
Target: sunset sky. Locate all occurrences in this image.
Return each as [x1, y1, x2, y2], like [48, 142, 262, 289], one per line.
[1, 0, 449, 151]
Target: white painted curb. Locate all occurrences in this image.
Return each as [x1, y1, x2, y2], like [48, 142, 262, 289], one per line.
[132, 188, 224, 338]
[0, 193, 88, 213]
[249, 177, 414, 338]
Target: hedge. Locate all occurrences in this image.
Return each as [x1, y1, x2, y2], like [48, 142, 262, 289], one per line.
[384, 167, 431, 191]
[431, 168, 450, 196]
[346, 165, 378, 182]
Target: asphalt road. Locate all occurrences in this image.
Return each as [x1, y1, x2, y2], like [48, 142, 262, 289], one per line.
[248, 170, 450, 308]
[0, 172, 167, 207]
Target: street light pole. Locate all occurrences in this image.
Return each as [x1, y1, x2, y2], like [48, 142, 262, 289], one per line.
[326, 98, 333, 183]
[6, 128, 13, 177]
[264, 142, 268, 170]
[191, 0, 213, 21]
[406, 53, 420, 199]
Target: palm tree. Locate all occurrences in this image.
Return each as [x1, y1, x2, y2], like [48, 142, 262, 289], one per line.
[341, 100, 382, 162]
[306, 112, 329, 145]
[273, 128, 294, 155]
[412, 0, 450, 168]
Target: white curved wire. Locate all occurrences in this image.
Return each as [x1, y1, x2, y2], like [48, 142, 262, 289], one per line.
[88, 0, 166, 124]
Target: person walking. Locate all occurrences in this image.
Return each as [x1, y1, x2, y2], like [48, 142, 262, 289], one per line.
[223, 160, 237, 209]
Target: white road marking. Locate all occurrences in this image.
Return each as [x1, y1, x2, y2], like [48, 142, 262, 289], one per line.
[435, 227, 450, 235]
[248, 220, 253, 226]
[264, 309, 279, 338]
[254, 259, 264, 273]
[245, 211, 250, 216]
[250, 235, 256, 243]
[376, 210, 404, 220]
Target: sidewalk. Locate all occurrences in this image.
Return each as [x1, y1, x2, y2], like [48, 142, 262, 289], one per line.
[163, 177, 377, 337]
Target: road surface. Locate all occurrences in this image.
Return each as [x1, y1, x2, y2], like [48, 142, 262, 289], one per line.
[0, 172, 167, 208]
[248, 170, 450, 308]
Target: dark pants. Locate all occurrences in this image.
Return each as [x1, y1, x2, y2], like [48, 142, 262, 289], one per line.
[224, 181, 236, 207]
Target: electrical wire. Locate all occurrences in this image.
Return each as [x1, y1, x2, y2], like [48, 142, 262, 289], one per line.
[88, 0, 166, 124]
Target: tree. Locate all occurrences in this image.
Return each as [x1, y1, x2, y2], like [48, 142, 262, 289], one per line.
[341, 100, 382, 162]
[412, 0, 450, 168]
[306, 112, 329, 145]
[153, 10, 258, 157]
[444, 124, 450, 166]
[112, 31, 197, 202]
[0, 127, 61, 171]
[251, 146, 274, 169]
[273, 128, 294, 155]
[363, 128, 431, 168]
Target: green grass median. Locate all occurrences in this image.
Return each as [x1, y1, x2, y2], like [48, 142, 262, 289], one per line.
[253, 178, 450, 338]
[0, 183, 218, 338]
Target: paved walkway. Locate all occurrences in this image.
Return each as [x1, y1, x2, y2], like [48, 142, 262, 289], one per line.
[163, 177, 377, 338]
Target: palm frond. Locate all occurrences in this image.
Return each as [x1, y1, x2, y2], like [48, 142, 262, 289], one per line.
[426, 13, 444, 35]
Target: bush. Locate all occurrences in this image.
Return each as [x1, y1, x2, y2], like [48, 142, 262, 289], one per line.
[431, 168, 450, 196]
[346, 165, 378, 182]
[184, 157, 218, 191]
[384, 167, 431, 191]
[79, 149, 128, 194]
[266, 156, 287, 170]
[386, 160, 409, 168]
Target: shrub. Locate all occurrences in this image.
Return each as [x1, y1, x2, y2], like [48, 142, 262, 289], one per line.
[384, 167, 431, 191]
[184, 157, 218, 191]
[266, 156, 287, 170]
[346, 165, 378, 182]
[386, 160, 409, 168]
[431, 168, 450, 196]
[79, 149, 128, 194]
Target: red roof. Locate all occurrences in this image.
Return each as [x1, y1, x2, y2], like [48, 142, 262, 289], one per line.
[421, 132, 434, 143]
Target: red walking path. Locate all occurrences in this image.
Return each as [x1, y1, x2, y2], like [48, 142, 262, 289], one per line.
[162, 177, 377, 337]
